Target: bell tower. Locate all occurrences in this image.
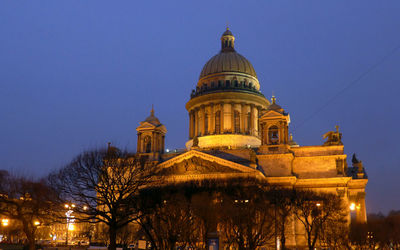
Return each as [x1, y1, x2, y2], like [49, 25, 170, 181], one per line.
[136, 107, 167, 160]
[259, 96, 290, 154]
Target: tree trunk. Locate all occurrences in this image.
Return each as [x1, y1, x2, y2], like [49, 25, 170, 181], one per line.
[22, 221, 35, 250]
[280, 222, 286, 250]
[28, 237, 35, 250]
[109, 226, 117, 250]
[307, 231, 313, 250]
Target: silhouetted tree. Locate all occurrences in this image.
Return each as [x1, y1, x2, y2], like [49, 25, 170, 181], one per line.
[0, 173, 58, 250]
[138, 188, 201, 249]
[50, 148, 152, 250]
[218, 185, 274, 249]
[293, 190, 347, 250]
[269, 188, 296, 250]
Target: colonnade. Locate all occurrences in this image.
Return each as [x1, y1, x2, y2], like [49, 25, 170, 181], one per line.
[137, 132, 165, 154]
[188, 102, 261, 139]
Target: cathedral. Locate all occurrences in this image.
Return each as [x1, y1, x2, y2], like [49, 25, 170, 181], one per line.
[135, 28, 368, 247]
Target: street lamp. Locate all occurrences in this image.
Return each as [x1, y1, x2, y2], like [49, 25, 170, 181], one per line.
[65, 203, 75, 245]
[1, 219, 9, 227]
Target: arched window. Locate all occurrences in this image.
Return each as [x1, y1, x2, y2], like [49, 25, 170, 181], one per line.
[234, 111, 240, 133]
[215, 111, 221, 134]
[144, 136, 152, 153]
[268, 126, 279, 145]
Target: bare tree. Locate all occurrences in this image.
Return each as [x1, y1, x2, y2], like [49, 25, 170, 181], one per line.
[138, 188, 201, 249]
[269, 188, 296, 250]
[50, 148, 152, 250]
[0, 173, 58, 250]
[218, 185, 275, 249]
[293, 190, 347, 250]
[320, 217, 350, 249]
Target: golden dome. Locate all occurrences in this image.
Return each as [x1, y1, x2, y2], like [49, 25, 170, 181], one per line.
[199, 52, 257, 79]
[199, 29, 257, 79]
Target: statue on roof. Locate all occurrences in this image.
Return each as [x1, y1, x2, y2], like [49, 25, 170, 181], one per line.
[323, 125, 343, 146]
[192, 136, 199, 148]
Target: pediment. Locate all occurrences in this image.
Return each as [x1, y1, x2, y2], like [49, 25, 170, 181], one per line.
[156, 150, 258, 177]
[260, 110, 285, 118]
[136, 122, 166, 132]
[137, 122, 156, 129]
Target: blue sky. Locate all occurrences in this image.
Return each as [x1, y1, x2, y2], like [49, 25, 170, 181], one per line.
[0, 1, 399, 213]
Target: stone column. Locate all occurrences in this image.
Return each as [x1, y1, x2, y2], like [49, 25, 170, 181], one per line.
[250, 104, 255, 135]
[200, 105, 205, 136]
[284, 122, 288, 144]
[151, 132, 155, 152]
[257, 106, 261, 137]
[210, 103, 215, 134]
[189, 111, 193, 139]
[231, 102, 235, 133]
[137, 133, 142, 153]
[161, 135, 165, 153]
[194, 108, 199, 137]
[240, 103, 246, 134]
[356, 193, 367, 223]
[220, 102, 224, 134]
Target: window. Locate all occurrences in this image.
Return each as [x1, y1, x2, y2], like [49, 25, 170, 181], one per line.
[234, 80, 238, 87]
[268, 126, 279, 145]
[215, 111, 221, 134]
[226, 80, 230, 87]
[234, 111, 240, 133]
[144, 136, 152, 153]
[211, 82, 215, 88]
[218, 80, 222, 87]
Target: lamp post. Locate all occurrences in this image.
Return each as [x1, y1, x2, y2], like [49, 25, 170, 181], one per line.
[1, 219, 9, 242]
[65, 204, 75, 245]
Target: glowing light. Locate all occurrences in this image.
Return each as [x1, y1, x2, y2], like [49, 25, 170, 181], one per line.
[83, 206, 88, 210]
[64, 204, 69, 208]
[349, 203, 356, 211]
[34, 221, 40, 226]
[68, 224, 75, 231]
[316, 203, 321, 207]
[1, 219, 9, 226]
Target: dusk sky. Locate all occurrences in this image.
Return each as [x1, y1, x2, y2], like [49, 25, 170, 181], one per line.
[1, 1, 399, 214]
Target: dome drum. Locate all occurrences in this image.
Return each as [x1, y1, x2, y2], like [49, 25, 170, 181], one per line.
[185, 28, 269, 149]
[190, 80, 264, 99]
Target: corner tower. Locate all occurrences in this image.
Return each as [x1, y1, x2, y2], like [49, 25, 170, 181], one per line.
[186, 28, 269, 149]
[136, 107, 166, 160]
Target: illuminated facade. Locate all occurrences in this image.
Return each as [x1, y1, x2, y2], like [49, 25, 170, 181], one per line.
[136, 28, 368, 247]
